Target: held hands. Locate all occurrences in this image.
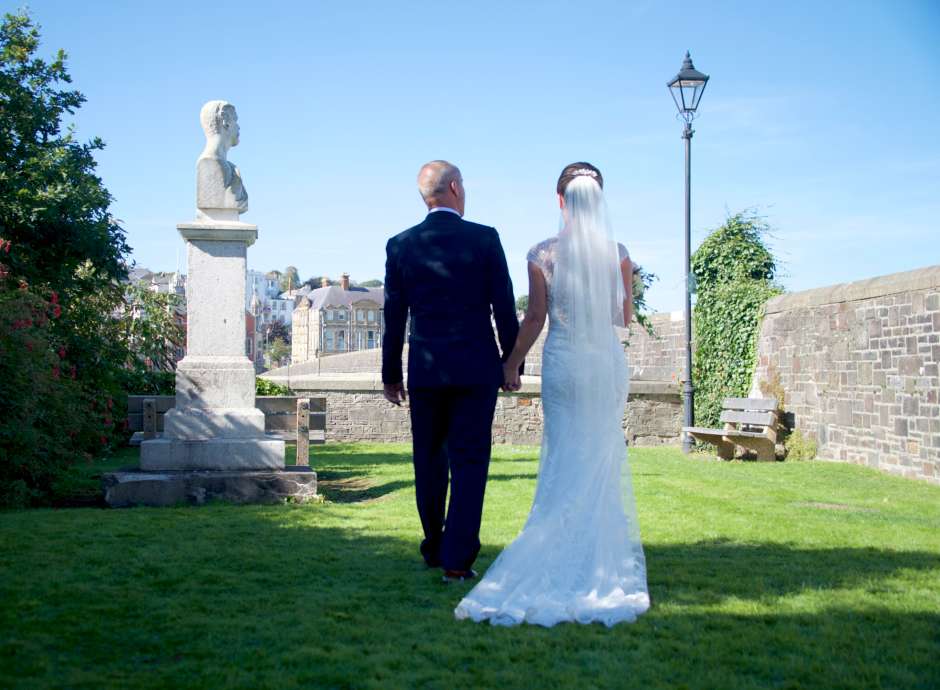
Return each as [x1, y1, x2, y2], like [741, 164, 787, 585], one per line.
[502, 362, 522, 392]
[384, 382, 407, 406]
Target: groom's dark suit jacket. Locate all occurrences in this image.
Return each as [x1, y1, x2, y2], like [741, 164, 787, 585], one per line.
[382, 210, 519, 388]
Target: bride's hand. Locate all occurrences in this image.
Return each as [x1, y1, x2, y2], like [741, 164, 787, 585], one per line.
[502, 362, 521, 392]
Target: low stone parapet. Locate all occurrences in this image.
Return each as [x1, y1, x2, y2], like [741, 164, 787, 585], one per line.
[264, 373, 681, 446]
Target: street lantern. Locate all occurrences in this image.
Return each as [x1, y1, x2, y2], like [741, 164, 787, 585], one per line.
[668, 51, 709, 454]
[668, 51, 709, 122]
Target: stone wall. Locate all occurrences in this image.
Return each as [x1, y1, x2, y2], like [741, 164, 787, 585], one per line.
[271, 311, 688, 383]
[752, 265, 940, 484]
[284, 377, 681, 447]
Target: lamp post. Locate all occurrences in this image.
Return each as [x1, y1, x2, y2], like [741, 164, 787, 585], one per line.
[668, 51, 709, 454]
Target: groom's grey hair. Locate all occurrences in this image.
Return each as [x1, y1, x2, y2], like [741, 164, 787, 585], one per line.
[417, 160, 461, 202]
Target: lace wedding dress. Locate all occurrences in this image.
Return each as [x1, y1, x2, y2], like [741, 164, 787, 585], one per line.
[455, 205, 650, 627]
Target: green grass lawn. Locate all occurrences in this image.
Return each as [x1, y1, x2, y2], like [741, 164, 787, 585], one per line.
[1, 444, 939, 690]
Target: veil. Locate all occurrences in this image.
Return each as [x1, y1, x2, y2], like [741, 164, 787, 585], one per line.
[551, 173, 646, 591]
[553, 174, 626, 411]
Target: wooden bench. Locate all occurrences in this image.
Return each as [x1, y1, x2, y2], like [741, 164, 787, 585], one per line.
[684, 397, 779, 461]
[127, 395, 327, 447]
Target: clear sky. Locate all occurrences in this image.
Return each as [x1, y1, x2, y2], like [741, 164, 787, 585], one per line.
[19, 0, 940, 312]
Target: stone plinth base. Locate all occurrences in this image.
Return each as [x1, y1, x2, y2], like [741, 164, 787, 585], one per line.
[102, 467, 317, 507]
[140, 437, 285, 471]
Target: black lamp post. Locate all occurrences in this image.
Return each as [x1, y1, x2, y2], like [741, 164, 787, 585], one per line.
[668, 51, 709, 454]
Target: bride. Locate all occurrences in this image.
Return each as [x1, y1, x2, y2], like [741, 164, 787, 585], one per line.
[454, 162, 650, 627]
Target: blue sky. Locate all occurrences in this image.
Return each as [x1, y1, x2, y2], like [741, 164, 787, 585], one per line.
[19, 0, 940, 312]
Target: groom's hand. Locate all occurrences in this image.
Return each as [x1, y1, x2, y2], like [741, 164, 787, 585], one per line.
[384, 382, 407, 406]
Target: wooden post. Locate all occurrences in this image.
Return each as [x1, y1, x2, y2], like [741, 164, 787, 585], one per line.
[296, 398, 310, 466]
[143, 398, 157, 440]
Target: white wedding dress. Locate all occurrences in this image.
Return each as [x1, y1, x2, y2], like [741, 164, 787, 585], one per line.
[455, 188, 650, 627]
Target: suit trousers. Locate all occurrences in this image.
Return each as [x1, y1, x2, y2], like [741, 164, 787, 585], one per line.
[408, 384, 499, 571]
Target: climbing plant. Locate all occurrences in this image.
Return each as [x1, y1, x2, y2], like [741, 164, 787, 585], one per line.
[691, 212, 782, 428]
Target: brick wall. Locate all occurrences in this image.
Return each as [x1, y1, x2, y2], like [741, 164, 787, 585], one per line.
[751, 265, 940, 484]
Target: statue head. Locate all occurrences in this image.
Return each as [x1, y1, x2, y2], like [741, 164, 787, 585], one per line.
[199, 100, 240, 148]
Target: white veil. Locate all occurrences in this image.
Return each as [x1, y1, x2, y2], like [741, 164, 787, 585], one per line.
[553, 174, 626, 410]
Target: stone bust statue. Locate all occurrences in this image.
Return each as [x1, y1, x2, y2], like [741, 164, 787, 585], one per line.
[196, 100, 248, 221]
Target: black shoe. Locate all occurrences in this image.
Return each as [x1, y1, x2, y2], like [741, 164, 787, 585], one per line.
[442, 568, 478, 583]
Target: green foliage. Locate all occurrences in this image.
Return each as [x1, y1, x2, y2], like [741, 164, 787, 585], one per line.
[280, 266, 300, 292]
[264, 319, 290, 345]
[303, 275, 330, 289]
[515, 294, 528, 312]
[0, 12, 150, 505]
[266, 337, 290, 367]
[358, 279, 383, 288]
[692, 212, 782, 428]
[631, 265, 657, 336]
[0, 11, 129, 295]
[785, 429, 818, 461]
[122, 283, 184, 371]
[256, 377, 291, 396]
[0, 290, 83, 507]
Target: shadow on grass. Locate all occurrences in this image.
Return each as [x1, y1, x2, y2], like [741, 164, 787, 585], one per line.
[2, 506, 937, 690]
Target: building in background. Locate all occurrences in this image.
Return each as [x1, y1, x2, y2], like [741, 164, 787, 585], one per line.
[292, 273, 384, 363]
[246, 269, 294, 328]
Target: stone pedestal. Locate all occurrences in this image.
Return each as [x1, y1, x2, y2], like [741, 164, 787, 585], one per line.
[140, 221, 285, 471]
[103, 467, 317, 507]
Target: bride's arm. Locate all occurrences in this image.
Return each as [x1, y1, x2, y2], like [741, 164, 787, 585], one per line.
[621, 256, 634, 326]
[504, 262, 548, 388]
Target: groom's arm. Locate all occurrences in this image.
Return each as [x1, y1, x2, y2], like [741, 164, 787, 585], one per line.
[487, 228, 523, 375]
[382, 237, 408, 388]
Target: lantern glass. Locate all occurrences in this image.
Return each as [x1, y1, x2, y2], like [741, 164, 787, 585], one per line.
[668, 52, 709, 119]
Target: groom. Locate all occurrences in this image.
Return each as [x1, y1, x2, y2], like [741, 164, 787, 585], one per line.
[383, 160, 520, 581]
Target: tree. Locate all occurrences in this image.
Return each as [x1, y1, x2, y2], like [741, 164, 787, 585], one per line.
[122, 284, 184, 372]
[359, 279, 383, 288]
[266, 337, 290, 367]
[0, 12, 129, 295]
[303, 275, 330, 289]
[515, 295, 529, 312]
[280, 266, 300, 292]
[264, 319, 290, 345]
[0, 12, 140, 504]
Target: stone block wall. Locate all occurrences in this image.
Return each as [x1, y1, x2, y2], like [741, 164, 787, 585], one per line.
[751, 265, 940, 484]
[286, 379, 681, 447]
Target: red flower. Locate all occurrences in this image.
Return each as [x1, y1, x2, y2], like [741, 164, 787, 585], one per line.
[1, 239, 10, 253]
[58, 347, 66, 359]
[70, 366, 77, 379]
[52, 305, 62, 318]
[106, 398, 114, 410]
[25, 341, 33, 351]
[103, 416, 112, 426]
[100, 435, 108, 446]
[50, 291, 58, 305]
[52, 366, 60, 379]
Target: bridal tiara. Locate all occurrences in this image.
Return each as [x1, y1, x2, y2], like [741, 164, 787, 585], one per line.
[572, 168, 598, 178]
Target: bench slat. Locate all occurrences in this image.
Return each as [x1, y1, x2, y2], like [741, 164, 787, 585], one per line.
[723, 397, 777, 412]
[720, 410, 777, 426]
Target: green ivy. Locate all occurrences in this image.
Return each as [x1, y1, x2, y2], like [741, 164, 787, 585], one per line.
[256, 378, 291, 396]
[691, 212, 782, 428]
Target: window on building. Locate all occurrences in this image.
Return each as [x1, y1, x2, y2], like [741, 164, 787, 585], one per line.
[367, 331, 375, 349]
[325, 331, 334, 351]
[337, 330, 346, 350]
[368, 310, 375, 322]
[357, 309, 365, 322]
[337, 309, 346, 321]
[326, 309, 334, 321]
